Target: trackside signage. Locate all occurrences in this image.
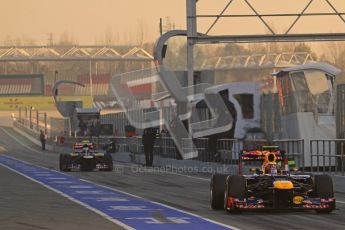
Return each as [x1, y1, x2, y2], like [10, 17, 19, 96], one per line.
[0, 155, 235, 230]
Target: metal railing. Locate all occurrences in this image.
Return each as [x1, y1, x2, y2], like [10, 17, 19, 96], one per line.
[273, 139, 305, 171]
[17, 107, 48, 134]
[310, 139, 345, 175]
[12, 113, 345, 176]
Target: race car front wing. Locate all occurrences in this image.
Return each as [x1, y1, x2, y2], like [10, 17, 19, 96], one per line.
[226, 197, 335, 210]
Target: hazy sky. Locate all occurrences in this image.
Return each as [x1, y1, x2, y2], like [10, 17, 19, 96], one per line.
[1, 0, 345, 45]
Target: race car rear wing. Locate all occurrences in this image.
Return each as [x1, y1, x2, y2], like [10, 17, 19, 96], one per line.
[240, 146, 283, 161]
[73, 142, 94, 150]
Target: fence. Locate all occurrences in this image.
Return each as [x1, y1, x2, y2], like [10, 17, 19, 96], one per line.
[100, 108, 212, 137]
[51, 134, 345, 176]
[273, 139, 305, 171]
[11, 112, 345, 175]
[17, 107, 48, 134]
[310, 139, 345, 175]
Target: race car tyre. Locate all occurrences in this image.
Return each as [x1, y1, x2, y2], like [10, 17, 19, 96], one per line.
[314, 174, 334, 198]
[61, 154, 71, 172]
[104, 153, 113, 171]
[59, 154, 64, 171]
[224, 175, 246, 213]
[210, 174, 227, 210]
[314, 174, 334, 213]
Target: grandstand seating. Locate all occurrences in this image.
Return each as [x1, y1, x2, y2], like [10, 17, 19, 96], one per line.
[0, 74, 114, 97]
[43, 74, 111, 96]
[73, 74, 110, 96]
[0, 78, 33, 95]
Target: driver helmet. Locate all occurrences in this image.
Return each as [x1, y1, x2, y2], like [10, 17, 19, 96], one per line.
[82, 144, 89, 154]
[264, 163, 278, 175]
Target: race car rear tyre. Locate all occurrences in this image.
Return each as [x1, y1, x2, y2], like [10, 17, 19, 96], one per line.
[224, 175, 246, 213]
[210, 174, 227, 210]
[314, 174, 334, 213]
[104, 153, 113, 171]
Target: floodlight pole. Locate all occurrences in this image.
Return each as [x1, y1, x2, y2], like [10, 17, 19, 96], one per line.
[89, 60, 94, 104]
[186, 0, 197, 92]
[186, 0, 197, 132]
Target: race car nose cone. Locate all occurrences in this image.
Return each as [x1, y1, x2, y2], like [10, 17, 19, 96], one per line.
[273, 180, 293, 190]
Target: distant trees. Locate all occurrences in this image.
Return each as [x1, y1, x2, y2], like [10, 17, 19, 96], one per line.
[319, 42, 345, 84]
[58, 31, 78, 45]
[2, 35, 36, 46]
[1, 29, 344, 83]
[320, 42, 345, 69]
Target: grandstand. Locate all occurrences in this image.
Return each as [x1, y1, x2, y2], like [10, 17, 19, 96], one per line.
[0, 75, 43, 95]
[75, 74, 110, 96]
[0, 52, 316, 110]
[43, 73, 111, 97]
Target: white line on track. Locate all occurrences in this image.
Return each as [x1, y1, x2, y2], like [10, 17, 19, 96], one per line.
[0, 128, 238, 229]
[0, 161, 135, 230]
[79, 177, 239, 230]
[1, 127, 45, 155]
[0, 156, 238, 230]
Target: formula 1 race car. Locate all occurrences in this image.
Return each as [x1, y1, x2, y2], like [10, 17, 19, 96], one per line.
[210, 146, 335, 213]
[59, 141, 113, 171]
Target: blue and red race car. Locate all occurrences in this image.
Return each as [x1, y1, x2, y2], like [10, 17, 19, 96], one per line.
[210, 146, 335, 213]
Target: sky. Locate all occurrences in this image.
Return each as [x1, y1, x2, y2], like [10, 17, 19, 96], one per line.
[1, 0, 345, 45]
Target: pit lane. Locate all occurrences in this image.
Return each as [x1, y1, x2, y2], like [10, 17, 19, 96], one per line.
[0, 117, 345, 230]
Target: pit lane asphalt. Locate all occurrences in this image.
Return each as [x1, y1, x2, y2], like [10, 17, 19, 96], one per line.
[0, 163, 124, 230]
[1, 123, 345, 230]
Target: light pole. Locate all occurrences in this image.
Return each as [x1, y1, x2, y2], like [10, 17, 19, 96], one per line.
[54, 70, 58, 83]
[29, 106, 33, 129]
[36, 109, 39, 131]
[25, 107, 28, 126]
[19, 107, 22, 123]
[38, 112, 48, 134]
[89, 60, 94, 103]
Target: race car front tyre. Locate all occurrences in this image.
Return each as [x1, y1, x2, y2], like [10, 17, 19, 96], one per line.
[314, 174, 334, 198]
[59, 154, 64, 171]
[61, 154, 71, 172]
[224, 175, 246, 213]
[210, 174, 227, 210]
[314, 174, 335, 213]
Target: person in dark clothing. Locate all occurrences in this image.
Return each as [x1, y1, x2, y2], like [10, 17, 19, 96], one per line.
[142, 127, 158, 166]
[89, 122, 95, 138]
[78, 119, 87, 136]
[40, 130, 46, 150]
[207, 134, 219, 161]
[94, 121, 101, 137]
[207, 90, 238, 162]
[103, 138, 117, 153]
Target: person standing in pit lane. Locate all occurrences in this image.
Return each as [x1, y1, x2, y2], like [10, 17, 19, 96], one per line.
[40, 130, 46, 150]
[142, 126, 158, 167]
